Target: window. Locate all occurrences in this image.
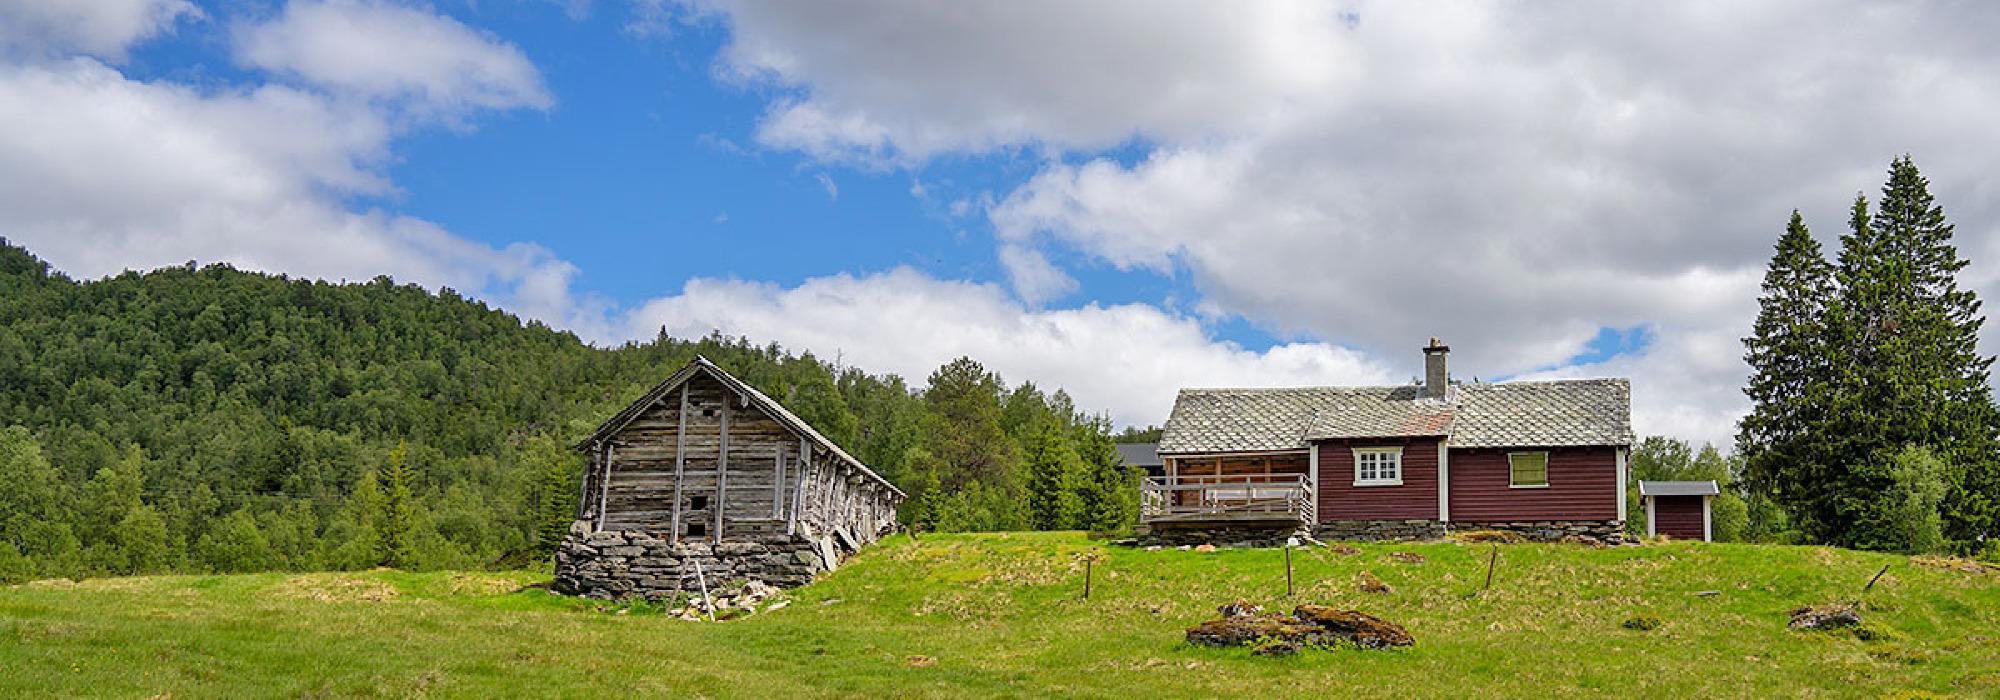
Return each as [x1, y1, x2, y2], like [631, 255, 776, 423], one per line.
[685, 521, 706, 537]
[689, 495, 709, 511]
[1353, 447, 1403, 486]
[1509, 452, 1549, 488]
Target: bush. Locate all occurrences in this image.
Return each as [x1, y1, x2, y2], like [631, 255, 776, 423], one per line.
[1621, 613, 1664, 631]
[1878, 446, 1948, 554]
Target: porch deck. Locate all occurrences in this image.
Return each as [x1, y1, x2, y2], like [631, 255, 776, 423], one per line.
[1139, 474, 1315, 526]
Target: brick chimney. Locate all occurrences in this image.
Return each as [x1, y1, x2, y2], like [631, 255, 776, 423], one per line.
[1422, 337, 1450, 400]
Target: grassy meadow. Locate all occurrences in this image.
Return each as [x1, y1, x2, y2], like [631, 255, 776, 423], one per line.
[2, 532, 1996, 698]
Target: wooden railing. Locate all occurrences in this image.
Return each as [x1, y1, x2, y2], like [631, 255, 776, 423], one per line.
[1140, 474, 1314, 524]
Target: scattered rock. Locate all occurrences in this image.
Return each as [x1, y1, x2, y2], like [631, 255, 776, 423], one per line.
[1388, 552, 1427, 564]
[1186, 613, 1326, 648]
[1689, 590, 1721, 597]
[1177, 545, 1192, 551]
[1193, 544, 1218, 553]
[1789, 604, 1862, 631]
[1621, 613, 1663, 631]
[1144, 545, 1163, 552]
[1251, 639, 1304, 657]
[1560, 534, 1609, 549]
[1355, 571, 1393, 594]
[906, 655, 937, 667]
[1324, 542, 1362, 556]
[1913, 556, 1994, 574]
[1291, 606, 1415, 649]
[1451, 530, 1525, 544]
[1218, 599, 1265, 618]
[1111, 538, 1140, 547]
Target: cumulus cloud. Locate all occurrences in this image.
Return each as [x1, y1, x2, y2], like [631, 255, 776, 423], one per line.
[0, 0, 197, 59]
[625, 268, 1398, 426]
[0, 3, 601, 338]
[235, 0, 553, 120]
[676, 0, 2000, 446]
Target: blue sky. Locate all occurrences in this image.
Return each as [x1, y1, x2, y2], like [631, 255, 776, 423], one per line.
[8, 0, 2000, 445]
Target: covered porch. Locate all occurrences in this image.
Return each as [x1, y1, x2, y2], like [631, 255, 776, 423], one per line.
[1140, 451, 1314, 527]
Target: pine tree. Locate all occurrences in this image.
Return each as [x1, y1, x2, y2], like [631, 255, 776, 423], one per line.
[1023, 424, 1081, 530]
[1737, 210, 1834, 533]
[1816, 157, 1999, 547]
[378, 442, 417, 568]
[531, 440, 578, 557]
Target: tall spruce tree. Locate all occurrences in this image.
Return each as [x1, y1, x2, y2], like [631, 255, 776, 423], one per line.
[378, 442, 417, 568]
[1816, 157, 1999, 548]
[1738, 210, 1835, 528]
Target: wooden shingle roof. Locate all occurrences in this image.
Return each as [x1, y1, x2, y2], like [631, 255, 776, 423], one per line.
[1159, 379, 1632, 454]
[576, 356, 904, 498]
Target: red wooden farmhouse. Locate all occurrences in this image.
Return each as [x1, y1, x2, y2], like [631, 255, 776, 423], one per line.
[1143, 338, 1634, 544]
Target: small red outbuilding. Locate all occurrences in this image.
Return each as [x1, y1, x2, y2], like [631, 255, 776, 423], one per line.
[1639, 480, 1718, 542]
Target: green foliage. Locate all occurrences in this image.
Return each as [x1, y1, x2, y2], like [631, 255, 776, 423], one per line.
[4, 536, 1999, 697]
[1023, 424, 1083, 530]
[1738, 158, 2000, 550]
[1872, 446, 1947, 554]
[1627, 437, 1750, 541]
[1620, 613, 1663, 631]
[0, 240, 1128, 579]
[377, 443, 417, 568]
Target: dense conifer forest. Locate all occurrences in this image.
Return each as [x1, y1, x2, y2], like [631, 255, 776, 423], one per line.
[0, 241, 1136, 582]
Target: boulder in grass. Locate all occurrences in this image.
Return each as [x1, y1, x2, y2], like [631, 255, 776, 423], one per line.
[1388, 552, 1427, 564]
[1186, 614, 1327, 648]
[1293, 605, 1415, 649]
[1788, 604, 1862, 631]
[1355, 571, 1393, 594]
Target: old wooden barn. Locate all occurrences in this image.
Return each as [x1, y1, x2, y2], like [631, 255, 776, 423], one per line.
[554, 356, 903, 599]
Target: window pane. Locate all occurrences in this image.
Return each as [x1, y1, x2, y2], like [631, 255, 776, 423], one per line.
[1510, 453, 1548, 486]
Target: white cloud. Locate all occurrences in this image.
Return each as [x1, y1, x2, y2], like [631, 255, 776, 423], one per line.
[678, 0, 2000, 447]
[0, 0, 197, 59]
[997, 243, 1077, 306]
[0, 5, 603, 339]
[236, 0, 552, 120]
[625, 268, 1398, 426]
[688, 0, 1351, 163]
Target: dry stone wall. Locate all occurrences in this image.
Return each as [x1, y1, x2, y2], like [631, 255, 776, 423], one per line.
[1450, 519, 1625, 544]
[553, 522, 836, 600]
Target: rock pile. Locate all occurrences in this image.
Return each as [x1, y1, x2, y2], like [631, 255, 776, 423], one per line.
[668, 579, 788, 621]
[1788, 604, 1862, 631]
[1186, 601, 1413, 655]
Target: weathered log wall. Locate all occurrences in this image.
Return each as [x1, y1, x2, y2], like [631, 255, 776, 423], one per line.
[566, 366, 900, 595]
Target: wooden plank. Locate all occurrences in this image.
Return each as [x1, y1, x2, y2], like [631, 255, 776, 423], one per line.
[715, 390, 730, 544]
[773, 446, 786, 520]
[788, 436, 807, 534]
[670, 384, 688, 543]
[596, 443, 615, 531]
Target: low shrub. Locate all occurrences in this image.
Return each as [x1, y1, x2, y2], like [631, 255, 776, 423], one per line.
[1621, 613, 1664, 631]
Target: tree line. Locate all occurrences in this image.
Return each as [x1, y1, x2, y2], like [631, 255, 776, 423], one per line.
[1737, 156, 2000, 555]
[0, 242, 1137, 583]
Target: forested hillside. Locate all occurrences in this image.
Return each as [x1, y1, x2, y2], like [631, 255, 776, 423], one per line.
[0, 241, 1134, 582]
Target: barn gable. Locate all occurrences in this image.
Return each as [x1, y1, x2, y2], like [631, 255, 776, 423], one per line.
[555, 357, 903, 600]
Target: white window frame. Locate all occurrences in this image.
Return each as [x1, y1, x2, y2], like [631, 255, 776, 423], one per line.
[1508, 451, 1550, 489]
[1352, 447, 1404, 487]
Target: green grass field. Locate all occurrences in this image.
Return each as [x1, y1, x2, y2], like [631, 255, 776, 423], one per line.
[2, 532, 1996, 698]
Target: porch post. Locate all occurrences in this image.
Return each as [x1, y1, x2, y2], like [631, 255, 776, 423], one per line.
[1307, 444, 1320, 523]
[1437, 439, 1451, 523]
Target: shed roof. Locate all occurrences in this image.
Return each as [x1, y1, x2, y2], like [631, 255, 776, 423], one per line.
[1159, 379, 1632, 454]
[1639, 480, 1720, 497]
[1114, 442, 1163, 468]
[576, 356, 904, 498]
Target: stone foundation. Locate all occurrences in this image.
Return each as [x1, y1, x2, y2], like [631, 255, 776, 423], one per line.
[1450, 520, 1625, 544]
[1313, 519, 1448, 542]
[1138, 522, 1304, 548]
[553, 521, 836, 600]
